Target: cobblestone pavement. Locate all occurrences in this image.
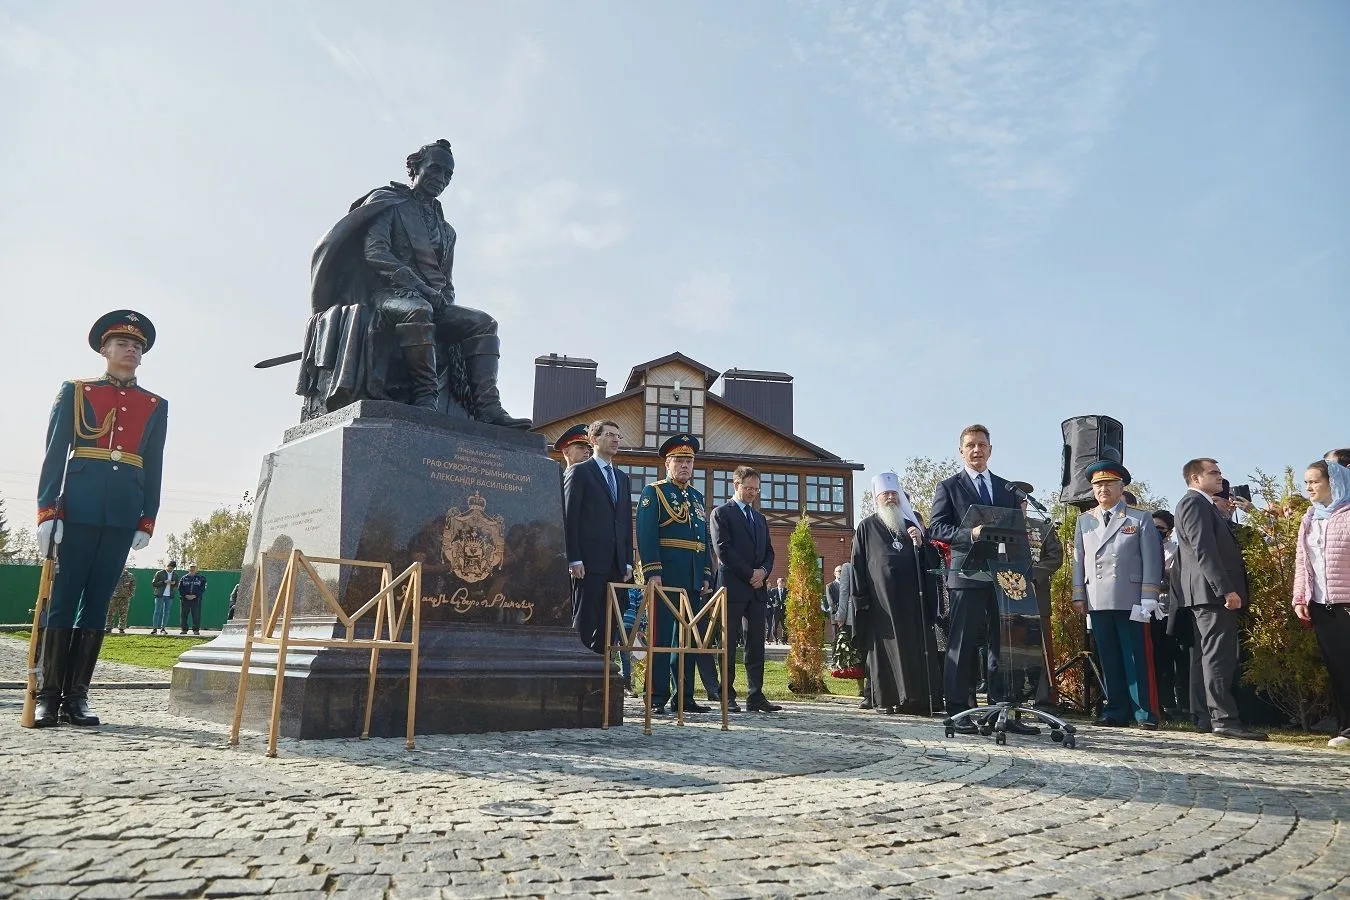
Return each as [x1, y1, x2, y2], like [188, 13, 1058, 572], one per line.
[0, 634, 170, 686]
[0, 676, 1347, 899]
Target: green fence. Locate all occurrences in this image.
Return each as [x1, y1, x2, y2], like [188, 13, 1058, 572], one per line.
[0, 565, 241, 629]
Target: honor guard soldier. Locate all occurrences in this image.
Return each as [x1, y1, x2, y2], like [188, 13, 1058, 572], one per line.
[636, 434, 713, 714]
[554, 423, 592, 468]
[33, 310, 167, 727]
[1072, 460, 1163, 729]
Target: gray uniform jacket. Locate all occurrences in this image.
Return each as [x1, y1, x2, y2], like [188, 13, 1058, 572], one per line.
[1072, 503, 1163, 612]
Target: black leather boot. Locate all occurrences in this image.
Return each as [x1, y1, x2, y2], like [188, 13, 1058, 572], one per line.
[59, 628, 105, 726]
[465, 353, 530, 428]
[33, 627, 71, 728]
[395, 323, 440, 411]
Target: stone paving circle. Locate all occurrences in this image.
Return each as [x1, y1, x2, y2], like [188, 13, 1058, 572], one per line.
[0, 641, 1347, 899]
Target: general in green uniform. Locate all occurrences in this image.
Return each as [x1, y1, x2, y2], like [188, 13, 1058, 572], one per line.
[636, 434, 713, 713]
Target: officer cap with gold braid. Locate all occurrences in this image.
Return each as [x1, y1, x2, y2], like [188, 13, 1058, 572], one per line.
[659, 433, 699, 458]
[88, 309, 156, 353]
[553, 423, 589, 453]
[1086, 459, 1131, 486]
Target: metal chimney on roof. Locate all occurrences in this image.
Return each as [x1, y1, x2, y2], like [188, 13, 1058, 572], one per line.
[532, 354, 601, 424]
[720, 368, 794, 434]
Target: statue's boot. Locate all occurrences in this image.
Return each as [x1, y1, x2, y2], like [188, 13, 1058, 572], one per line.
[465, 351, 531, 429]
[33, 627, 70, 728]
[59, 628, 104, 726]
[396, 323, 441, 411]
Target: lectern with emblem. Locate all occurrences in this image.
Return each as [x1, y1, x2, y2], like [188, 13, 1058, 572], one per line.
[941, 504, 1078, 748]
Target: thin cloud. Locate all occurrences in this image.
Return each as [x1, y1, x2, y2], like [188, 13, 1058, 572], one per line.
[470, 178, 627, 274]
[791, 0, 1156, 222]
[0, 12, 69, 71]
[307, 27, 376, 84]
[672, 270, 738, 332]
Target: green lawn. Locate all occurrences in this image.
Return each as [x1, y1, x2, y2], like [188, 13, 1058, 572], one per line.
[628, 651, 862, 703]
[1, 631, 208, 670]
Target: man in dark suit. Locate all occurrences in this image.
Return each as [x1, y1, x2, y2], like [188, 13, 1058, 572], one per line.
[562, 419, 633, 653]
[927, 424, 1034, 733]
[766, 578, 787, 643]
[1174, 457, 1267, 740]
[710, 465, 781, 713]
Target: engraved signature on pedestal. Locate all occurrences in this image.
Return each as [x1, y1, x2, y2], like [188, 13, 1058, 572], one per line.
[424, 587, 535, 623]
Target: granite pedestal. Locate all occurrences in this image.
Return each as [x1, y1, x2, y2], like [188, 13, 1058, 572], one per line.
[169, 401, 619, 738]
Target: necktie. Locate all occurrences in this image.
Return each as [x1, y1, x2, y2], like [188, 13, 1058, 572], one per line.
[603, 464, 617, 501]
[1104, 510, 1113, 526]
[744, 504, 756, 541]
[977, 474, 993, 506]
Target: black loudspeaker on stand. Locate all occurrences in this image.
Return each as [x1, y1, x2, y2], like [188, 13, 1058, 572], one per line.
[1060, 415, 1124, 510]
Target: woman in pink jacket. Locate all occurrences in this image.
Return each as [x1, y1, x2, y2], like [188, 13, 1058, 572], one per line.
[1293, 459, 1350, 748]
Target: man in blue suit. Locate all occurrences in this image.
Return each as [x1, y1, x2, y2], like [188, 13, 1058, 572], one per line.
[927, 424, 1034, 733]
[31, 310, 168, 728]
[562, 419, 633, 653]
[710, 465, 780, 713]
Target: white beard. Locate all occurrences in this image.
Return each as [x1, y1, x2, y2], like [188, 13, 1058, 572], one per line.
[877, 504, 903, 533]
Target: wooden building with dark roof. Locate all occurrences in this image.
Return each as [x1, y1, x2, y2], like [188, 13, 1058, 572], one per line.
[532, 352, 863, 577]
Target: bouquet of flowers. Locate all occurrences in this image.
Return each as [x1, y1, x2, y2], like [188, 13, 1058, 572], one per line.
[830, 624, 864, 680]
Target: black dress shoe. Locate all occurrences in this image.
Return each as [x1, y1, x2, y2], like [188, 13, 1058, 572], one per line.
[1004, 719, 1041, 736]
[648, 704, 669, 716]
[952, 723, 979, 735]
[1213, 726, 1268, 741]
[682, 701, 711, 713]
[748, 697, 782, 713]
[726, 700, 741, 713]
[1138, 721, 1159, 731]
[1094, 717, 1128, 727]
[860, 698, 873, 710]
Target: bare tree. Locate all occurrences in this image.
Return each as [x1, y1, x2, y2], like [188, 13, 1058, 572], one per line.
[900, 456, 962, 521]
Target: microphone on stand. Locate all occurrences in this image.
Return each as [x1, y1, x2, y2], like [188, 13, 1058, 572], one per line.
[1006, 482, 1049, 514]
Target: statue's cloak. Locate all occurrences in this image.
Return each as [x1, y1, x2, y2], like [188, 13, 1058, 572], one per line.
[297, 184, 469, 419]
[309, 183, 411, 315]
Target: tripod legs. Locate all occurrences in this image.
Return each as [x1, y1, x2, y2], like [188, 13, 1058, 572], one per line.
[943, 702, 1078, 749]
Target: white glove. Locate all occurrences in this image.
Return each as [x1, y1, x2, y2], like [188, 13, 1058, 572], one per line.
[36, 519, 63, 557]
[1140, 597, 1160, 619]
[131, 530, 151, 551]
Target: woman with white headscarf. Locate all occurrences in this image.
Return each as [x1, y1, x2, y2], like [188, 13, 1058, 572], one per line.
[1292, 459, 1350, 748]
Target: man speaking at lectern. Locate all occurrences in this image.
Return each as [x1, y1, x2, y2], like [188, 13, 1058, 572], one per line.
[928, 424, 1030, 731]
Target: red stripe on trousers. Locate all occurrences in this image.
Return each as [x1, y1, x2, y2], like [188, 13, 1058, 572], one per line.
[1140, 620, 1161, 718]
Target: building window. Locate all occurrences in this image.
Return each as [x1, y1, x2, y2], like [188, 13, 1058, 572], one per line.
[806, 474, 846, 513]
[760, 473, 800, 511]
[691, 468, 707, 504]
[619, 465, 660, 505]
[712, 469, 735, 506]
[657, 405, 690, 434]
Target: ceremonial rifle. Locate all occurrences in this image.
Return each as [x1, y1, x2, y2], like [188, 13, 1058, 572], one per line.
[19, 546, 57, 728]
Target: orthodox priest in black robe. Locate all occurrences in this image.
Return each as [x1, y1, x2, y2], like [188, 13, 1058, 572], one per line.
[850, 472, 944, 715]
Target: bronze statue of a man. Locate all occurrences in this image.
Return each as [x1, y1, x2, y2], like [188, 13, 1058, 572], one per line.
[305, 139, 529, 428]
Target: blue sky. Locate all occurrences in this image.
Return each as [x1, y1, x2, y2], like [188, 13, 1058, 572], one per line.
[1, 1, 1346, 561]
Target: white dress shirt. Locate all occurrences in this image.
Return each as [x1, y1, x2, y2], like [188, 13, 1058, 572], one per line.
[965, 466, 993, 502]
[1308, 518, 1330, 605]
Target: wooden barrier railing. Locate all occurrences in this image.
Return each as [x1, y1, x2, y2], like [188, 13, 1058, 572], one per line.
[602, 582, 729, 735]
[228, 549, 423, 757]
